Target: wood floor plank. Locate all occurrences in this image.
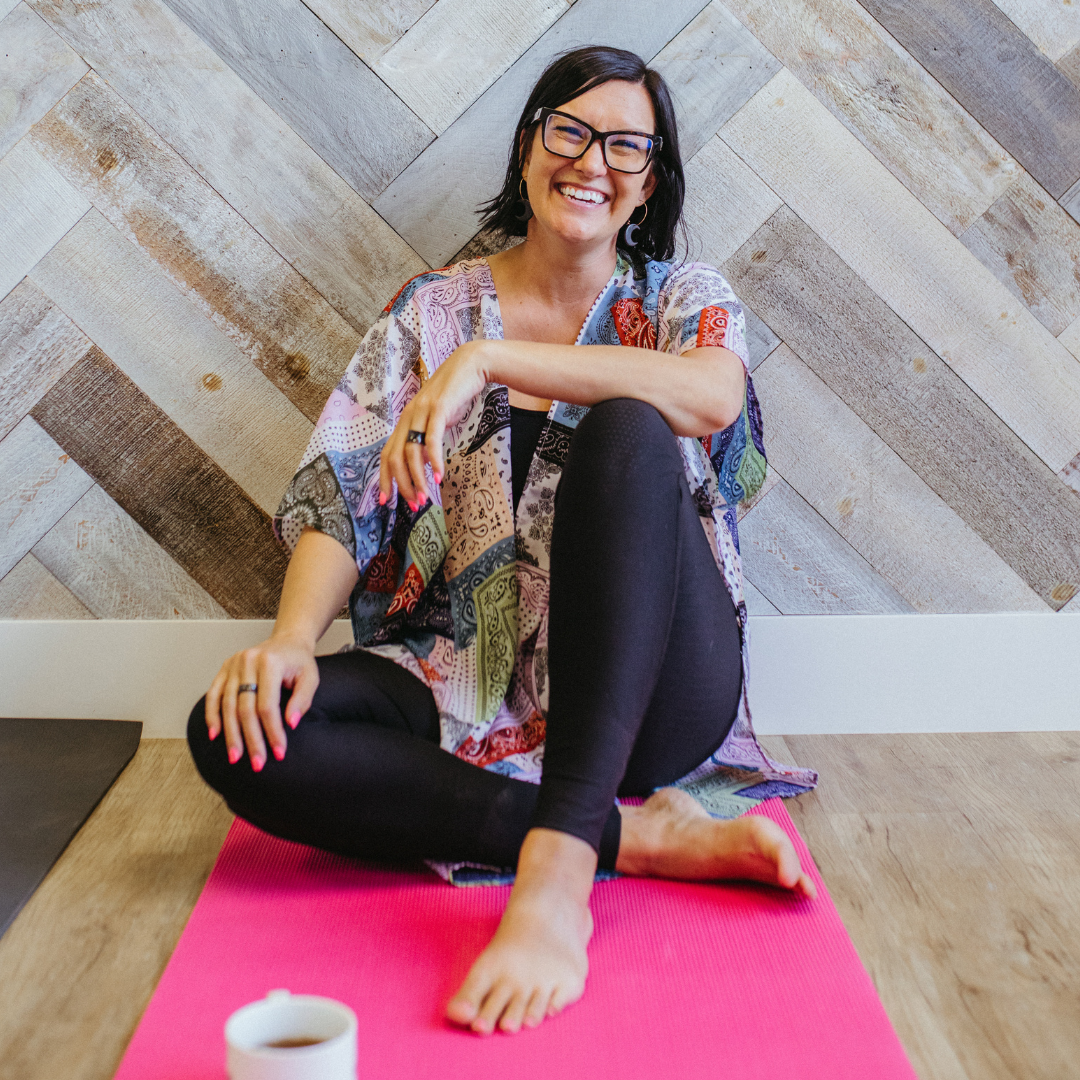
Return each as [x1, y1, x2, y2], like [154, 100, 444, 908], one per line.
[721, 70, 1080, 474]
[855, 0, 1080, 199]
[752, 345, 1050, 612]
[371, 0, 711, 266]
[31, 347, 289, 619]
[682, 134, 782, 266]
[0, 552, 93, 619]
[301, 0, 436, 63]
[373, 0, 568, 135]
[721, 0, 1017, 236]
[738, 476, 915, 614]
[649, 0, 780, 161]
[960, 169, 1080, 336]
[0, 138, 88, 302]
[0, 415, 92, 579]
[0, 278, 91, 441]
[32, 484, 229, 619]
[725, 207, 1080, 610]
[27, 0, 427, 332]
[743, 306, 779, 370]
[30, 210, 312, 516]
[988, 0, 1080, 64]
[29, 72, 359, 423]
[0, 0, 19, 19]
[742, 575, 780, 615]
[1059, 41, 1080, 92]
[1061, 173, 1080, 226]
[1062, 449, 1080, 499]
[0, 740, 232, 1080]
[159, 0, 432, 200]
[1061, 312, 1080, 360]
[0, 2, 85, 159]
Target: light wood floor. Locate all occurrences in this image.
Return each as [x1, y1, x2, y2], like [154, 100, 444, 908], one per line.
[0, 733, 1076, 1080]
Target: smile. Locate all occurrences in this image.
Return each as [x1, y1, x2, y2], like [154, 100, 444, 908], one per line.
[556, 183, 609, 205]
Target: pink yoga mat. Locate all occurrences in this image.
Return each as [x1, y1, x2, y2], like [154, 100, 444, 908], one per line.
[116, 800, 915, 1079]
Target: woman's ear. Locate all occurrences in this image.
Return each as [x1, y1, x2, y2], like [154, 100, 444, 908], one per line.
[639, 165, 658, 204]
[518, 128, 533, 177]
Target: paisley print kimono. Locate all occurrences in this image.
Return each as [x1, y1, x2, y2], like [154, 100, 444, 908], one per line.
[274, 254, 817, 793]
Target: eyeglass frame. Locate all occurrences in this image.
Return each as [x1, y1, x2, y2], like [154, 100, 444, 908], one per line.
[529, 107, 662, 174]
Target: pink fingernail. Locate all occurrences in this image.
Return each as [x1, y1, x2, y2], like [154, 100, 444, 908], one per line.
[378, 492, 387, 506]
[287, 712, 299, 729]
[228, 746, 241, 764]
[408, 500, 418, 512]
[252, 756, 265, 772]
[208, 728, 218, 741]
[272, 745, 285, 761]
[417, 492, 427, 507]
[433, 471, 442, 485]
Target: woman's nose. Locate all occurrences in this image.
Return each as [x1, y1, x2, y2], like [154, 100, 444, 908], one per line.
[574, 139, 607, 175]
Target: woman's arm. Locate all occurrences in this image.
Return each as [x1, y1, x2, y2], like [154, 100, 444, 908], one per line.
[478, 339, 746, 436]
[380, 338, 746, 506]
[205, 527, 358, 769]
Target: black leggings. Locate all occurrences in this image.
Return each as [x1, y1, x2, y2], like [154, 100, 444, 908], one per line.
[188, 399, 743, 871]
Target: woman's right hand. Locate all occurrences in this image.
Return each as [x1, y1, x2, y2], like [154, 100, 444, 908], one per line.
[204, 632, 320, 772]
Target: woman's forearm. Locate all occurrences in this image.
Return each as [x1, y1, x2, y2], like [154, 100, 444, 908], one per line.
[475, 339, 746, 436]
[272, 528, 359, 649]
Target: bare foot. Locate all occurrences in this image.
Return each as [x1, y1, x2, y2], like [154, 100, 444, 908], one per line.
[616, 787, 817, 899]
[446, 829, 595, 1035]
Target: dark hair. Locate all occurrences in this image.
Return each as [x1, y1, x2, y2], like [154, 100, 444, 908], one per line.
[476, 46, 685, 263]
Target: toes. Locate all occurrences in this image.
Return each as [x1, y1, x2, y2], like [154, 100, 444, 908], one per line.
[548, 976, 585, 1017]
[473, 980, 514, 1036]
[523, 986, 552, 1028]
[498, 989, 530, 1034]
[446, 966, 488, 1027]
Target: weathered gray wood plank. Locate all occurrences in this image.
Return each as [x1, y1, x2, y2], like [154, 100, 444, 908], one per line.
[722, 0, 1017, 235]
[32, 483, 229, 618]
[28, 0, 426, 332]
[30, 210, 312, 516]
[741, 575, 780, 616]
[1061, 312, 1080, 360]
[744, 306, 779, 371]
[0, 138, 89, 301]
[31, 347, 289, 619]
[0, 552, 93, 619]
[855, 0, 1080, 199]
[0, 0, 19, 19]
[1061, 450, 1080, 499]
[159, 0, 432, 200]
[1062, 173, 1080, 227]
[372, 0, 711, 266]
[301, 0, 436, 62]
[960, 169, 1080, 336]
[753, 346, 1051, 612]
[682, 134, 782, 266]
[726, 206, 1080, 610]
[0, 279, 91, 441]
[721, 70, 1080, 474]
[988, 0, 1080, 63]
[0, 2, 85, 159]
[1059, 41, 1080, 92]
[373, 0, 568, 135]
[648, 0, 779, 161]
[0, 415, 92, 579]
[29, 72, 359, 423]
[739, 476, 915, 614]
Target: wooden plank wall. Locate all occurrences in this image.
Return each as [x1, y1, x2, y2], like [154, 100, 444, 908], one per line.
[1, 0, 1079, 621]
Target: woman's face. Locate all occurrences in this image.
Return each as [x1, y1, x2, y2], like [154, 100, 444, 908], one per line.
[521, 79, 659, 251]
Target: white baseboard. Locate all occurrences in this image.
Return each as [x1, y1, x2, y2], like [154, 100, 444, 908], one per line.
[0, 614, 1076, 738]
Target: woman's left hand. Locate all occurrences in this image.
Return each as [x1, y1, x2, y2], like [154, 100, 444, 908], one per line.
[379, 340, 489, 509]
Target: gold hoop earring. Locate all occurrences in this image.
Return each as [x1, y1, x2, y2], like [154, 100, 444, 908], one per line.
[623, 202, 648, 248]
[515, 176, 533, 221]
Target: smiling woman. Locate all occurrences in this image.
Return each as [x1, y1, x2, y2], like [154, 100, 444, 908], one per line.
[186, 45, 817, 1038]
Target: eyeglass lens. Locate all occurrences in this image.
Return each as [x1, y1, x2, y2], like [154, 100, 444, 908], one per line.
[542, 113, 653, 173]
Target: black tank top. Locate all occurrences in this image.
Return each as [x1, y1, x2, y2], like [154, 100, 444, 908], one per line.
[509, 405, 548, 513]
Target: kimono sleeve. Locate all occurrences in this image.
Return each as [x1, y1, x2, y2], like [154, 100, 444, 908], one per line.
[658, 263, 767, 506]
[272, 305, 422, 576]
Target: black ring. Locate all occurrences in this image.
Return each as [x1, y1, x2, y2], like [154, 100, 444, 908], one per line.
[405, 430, 426, 445]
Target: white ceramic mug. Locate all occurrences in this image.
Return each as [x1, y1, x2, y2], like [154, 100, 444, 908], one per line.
[225, 989, 357, 1080]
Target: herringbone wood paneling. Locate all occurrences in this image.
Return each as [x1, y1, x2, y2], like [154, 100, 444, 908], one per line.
[2, 0, 1079, 623]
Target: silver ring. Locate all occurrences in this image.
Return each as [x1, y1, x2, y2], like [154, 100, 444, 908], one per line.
[237, 683, 258, 694]
[405, 429, 426, 445]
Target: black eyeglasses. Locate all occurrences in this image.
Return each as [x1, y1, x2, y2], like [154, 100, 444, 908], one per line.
[531, 107, 661, 174]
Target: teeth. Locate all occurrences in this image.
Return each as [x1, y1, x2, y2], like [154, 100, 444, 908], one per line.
[558, 184, 606, 204]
